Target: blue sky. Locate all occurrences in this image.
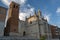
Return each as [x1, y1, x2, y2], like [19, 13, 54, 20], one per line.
[0, 0, 60, 27]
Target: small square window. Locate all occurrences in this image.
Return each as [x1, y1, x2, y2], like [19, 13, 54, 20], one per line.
[16, 6, 18, 8]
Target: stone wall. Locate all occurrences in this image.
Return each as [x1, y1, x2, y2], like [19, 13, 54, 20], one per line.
[0, 36, 40, 40]
[26, 21, 40, 39]
[0, 21, 5, 36]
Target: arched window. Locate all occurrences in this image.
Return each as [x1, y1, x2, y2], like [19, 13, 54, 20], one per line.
[30, 21, 32, 24]
[16, 6, 18, 8]
[23, 31, 26, 36]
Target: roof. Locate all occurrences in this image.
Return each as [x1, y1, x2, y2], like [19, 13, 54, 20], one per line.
[0, 6, 8, 10]
[27, 15, 38, 20]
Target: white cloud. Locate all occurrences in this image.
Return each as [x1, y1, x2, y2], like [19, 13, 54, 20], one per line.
[44, 14, 51, 22]
[19, 7, 35, 20]
[1, 0, 35, 20]
[43, 11, 51, 22]
[1, 0, 26, 6]
[19, 13, 26, 21]
[56, 7, 60, 13]
[2, 0, 10, 6]
[20, 0, 26, 5]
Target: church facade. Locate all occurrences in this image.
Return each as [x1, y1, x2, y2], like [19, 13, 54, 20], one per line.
[18, 12, 52, 39]
[4, 1, 51, 39]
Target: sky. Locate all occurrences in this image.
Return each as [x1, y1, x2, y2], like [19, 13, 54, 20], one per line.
[0, 0, 60, 27]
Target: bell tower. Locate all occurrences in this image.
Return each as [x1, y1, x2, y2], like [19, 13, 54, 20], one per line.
[8, 1, 19, 19]
[4, 1, 20, 36]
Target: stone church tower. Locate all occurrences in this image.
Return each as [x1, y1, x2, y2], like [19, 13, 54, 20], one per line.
[4, 2, 20, 36]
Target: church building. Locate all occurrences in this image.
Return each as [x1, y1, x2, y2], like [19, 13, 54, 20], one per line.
[4, 1, 52, 39]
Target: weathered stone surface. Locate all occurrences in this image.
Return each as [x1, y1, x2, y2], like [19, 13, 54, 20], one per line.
[4, 2, 19, 36]
[0, 6, 7, 36]
[0, 36, 40, 40]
